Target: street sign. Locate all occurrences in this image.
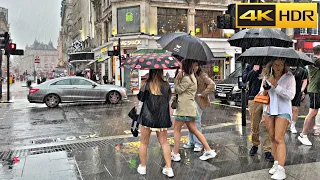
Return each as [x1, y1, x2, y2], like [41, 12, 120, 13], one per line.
[35, 56, 40, 63]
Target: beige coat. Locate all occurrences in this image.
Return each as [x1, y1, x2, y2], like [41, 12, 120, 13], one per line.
[173, 73, 197, 117]
[195, 72, 215, 109]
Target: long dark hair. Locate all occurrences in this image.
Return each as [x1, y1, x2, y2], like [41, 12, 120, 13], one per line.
[146, 69, 165, 95]
[195, 65, 203, 76]
[182, 59, 194, 75]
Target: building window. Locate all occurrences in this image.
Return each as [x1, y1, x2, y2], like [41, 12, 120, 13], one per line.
[117, 6, 140, 34]
[157, 8, 188, 35]
[311, 28, 318, 35]
[300, 28, 307, 34]
[195, 10, 222, 38]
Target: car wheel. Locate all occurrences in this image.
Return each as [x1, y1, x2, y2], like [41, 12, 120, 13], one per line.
[44, 94, 60, 108]
[107, 91, 121, 104]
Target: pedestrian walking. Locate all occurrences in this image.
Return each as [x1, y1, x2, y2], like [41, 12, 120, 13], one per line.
[243, 64, 274, 161]
[91, 72, 97, 82]
[136, 69, 174, 178]
[289, 66, 308, 134]
[172, 59, 216, 162]
[103, 75, 108, 84]
[183, 61, 215, 152]
[261, 59, 296, 180]
[298, 45, 320, 145]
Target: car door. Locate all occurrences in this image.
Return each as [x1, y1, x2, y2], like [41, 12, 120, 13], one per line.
[70, 78, 102, 101]
[49, 79, 73, 102]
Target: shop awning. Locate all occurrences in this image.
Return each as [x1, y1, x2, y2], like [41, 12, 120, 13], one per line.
[132, 49, 167, 54]
[86, 60, 97, 66]
[211, 52, 231, 60]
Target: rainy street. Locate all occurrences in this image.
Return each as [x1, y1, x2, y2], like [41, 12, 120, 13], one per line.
[0, 81, 247, 150]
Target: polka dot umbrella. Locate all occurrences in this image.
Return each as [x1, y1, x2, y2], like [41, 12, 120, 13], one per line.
[122, 53, 181, 70]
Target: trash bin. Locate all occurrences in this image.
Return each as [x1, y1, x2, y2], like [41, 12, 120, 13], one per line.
[27, 80, 32, 87]
[37, 79, 40, 84]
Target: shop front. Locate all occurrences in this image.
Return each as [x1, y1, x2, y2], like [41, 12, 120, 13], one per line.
[294, 35, 320, 56]
[92, 42, 113, 83]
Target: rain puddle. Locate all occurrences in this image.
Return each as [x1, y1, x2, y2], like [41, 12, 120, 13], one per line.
[30, 119, 66, 125]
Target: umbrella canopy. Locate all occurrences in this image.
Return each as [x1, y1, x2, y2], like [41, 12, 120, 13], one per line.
[122, 53, 181, 70]
[236, 46, 314, 66]
[156, 32, 214, 62]
[228, 28, 293, 49]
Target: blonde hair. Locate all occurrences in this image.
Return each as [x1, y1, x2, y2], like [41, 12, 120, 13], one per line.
[261, 59, 289, 78]
[141, 69, 165, 95]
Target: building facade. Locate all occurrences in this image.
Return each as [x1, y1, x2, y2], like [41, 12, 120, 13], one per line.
[0, 7, 9, 79]
[17, 40, 58, 77]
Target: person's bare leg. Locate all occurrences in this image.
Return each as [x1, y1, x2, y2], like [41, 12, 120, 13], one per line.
[186, 120, 211, 151]
[156, 130, 171, 168]
[274, 117, 289, 167]
[173, 120, 184, 154]
[292, 106, 299, 123]
[302, 108, 318, 135]
[139, 126, 151, 166]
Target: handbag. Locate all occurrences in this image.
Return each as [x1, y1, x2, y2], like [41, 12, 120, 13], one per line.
[253, 92, 270, 105]
[171, 94, 178, 109]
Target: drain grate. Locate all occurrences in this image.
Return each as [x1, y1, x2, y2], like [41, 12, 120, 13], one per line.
[0, 136, 137, 162]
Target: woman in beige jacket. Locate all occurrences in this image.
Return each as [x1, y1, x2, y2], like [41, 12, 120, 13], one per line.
[183, 62, 215, 152]
[172, 59, 216, 161]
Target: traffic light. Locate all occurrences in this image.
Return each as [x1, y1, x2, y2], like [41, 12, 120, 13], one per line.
[224, 14, 231, 29]
[217, 15, 225, 29]
[227, 4, 236, 29]
[0, 32, 9, 49]
[113, 45, 120, 56]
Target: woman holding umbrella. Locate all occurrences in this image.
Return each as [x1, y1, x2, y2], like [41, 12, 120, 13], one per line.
[172, 59, 216, 161]
[260, 59, 296, 180]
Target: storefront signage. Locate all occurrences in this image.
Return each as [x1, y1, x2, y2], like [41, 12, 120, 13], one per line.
[213, 66, 219, 73]
[101, 47, 108, 53]
[126, 12, 133, 22]
[113, 40, 142, 46]
[304, 42, 320, 49]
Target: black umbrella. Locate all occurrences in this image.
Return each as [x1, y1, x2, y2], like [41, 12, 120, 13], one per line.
[228, 28, 293, 49]
[236, 46, 314, 66]
[156, 32, 214, 62]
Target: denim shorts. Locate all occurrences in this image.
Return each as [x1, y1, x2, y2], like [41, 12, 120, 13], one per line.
[174, 116, 197, 122]
[266, 113, 292, 122]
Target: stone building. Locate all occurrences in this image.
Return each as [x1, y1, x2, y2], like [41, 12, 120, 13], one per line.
[17, 40, 58, 77]
[0, 7, 9, 79]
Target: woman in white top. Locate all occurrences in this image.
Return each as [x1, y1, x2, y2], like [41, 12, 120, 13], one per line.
[260, 59, 296, 180]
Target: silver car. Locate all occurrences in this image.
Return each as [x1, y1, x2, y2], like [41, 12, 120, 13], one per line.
[27, 76, 128, 108]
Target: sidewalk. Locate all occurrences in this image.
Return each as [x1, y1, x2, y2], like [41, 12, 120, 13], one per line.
[0, 124, 319, 180]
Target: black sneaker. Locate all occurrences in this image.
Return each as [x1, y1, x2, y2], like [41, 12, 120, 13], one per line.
[265, 152, 274, 162]
[249, 146, 258, 156]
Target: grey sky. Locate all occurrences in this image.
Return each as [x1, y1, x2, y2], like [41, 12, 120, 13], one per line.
[0, 0, 61, 49]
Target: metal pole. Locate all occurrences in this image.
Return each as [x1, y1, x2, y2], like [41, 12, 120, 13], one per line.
[241, 47, 247, 126]
[0, 50, 2, 100]
[118, 38, 122, 86]
[6, 54, 10, 102]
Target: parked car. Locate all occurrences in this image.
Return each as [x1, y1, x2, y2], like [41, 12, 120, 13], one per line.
[28, 76, 128, 108]
[215, 67, 242, 105]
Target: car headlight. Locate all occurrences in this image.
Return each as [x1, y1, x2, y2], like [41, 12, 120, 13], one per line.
[233, 86, 241, 92]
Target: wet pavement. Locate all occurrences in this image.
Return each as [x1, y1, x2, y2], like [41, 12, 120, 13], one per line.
[0, 124, 319, 180]
[1, 81, 319, 179]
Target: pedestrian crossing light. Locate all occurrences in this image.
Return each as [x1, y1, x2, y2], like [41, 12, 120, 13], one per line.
[113, 45, 120, 56]
[9, 43, 16, 51]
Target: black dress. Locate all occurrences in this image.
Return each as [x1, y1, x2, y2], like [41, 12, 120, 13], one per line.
[138, 82, 172, 128]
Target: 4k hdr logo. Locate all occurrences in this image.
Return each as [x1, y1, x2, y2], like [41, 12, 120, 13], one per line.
[236, 3, 318, 28]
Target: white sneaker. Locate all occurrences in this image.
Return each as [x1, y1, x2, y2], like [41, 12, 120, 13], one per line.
[199, 150, 217, 161]
[298, 133, 312, 146]
[183, 143, 194, 149]
[193, 146, 203, 152]
[290, 126, 297, 134]
[271, 165, 286, 180]
[171, 152, 181, 162]
[137, 164, 146, 175]
[269, 161, 278, 175]
[162, 167, 174, 178]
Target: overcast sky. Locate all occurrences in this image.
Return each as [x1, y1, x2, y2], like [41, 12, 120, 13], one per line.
[0, 0, 61, 49]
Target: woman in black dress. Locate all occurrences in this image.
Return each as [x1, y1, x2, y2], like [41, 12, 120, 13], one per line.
[137, 69, 174, 178]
